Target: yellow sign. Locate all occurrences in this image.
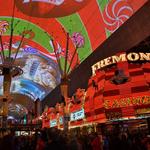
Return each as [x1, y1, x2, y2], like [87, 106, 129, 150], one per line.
[92, 52, 150, 75]
[136, 108, 150, 115]
[104, 96, 150, 109]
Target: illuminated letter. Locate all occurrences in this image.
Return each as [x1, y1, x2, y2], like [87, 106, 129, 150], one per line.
[141, 96, 147, 104]
[112, 54, 126, 63]
[92, 62, 100, 75]
[126, 98, 131, 106]
[127, 53, 139, 61]
[104, 57, 112, 66]
[100, 60, 106, 68]
[120, 98, 127, 107]
[132, 97, 140, 105]
[112, 100, 120, 108]
[139, 53, 150, 61]
[104, 100, 110, 109]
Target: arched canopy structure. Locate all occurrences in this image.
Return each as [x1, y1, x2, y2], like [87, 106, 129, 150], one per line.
[0, 0, 147, 101]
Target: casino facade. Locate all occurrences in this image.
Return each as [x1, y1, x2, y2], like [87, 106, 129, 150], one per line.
[0, 0, 149, 134]
[41, 36, 150, 129]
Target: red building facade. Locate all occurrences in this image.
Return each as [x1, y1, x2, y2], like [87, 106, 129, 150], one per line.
[42, 52, 150, 129]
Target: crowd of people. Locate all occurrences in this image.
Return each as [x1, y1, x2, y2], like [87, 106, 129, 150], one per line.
[0, 126, 150, 150]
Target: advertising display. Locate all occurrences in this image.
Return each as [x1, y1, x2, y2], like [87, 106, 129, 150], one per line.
[0, 48, 60, 100]
[70, 109, 85, 121]
[59, 117, 63, 125]
[50, 119, 57, 127]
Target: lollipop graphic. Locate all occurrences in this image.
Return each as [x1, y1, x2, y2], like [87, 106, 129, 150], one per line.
[71, 32, 85, 48]
[0, 20, 9, 35]
[102, 0, 133, 33]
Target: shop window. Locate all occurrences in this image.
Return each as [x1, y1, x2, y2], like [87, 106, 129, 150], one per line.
[105, 75, 113, 80]
[128, 63, 142, 69]
[131, 85, 149, 93]
[85, 112, 91, 117]
[143, 68, 150, 73]
[103, 89, 120, 97]
[93, 90, 103, 98]
[129, 70, 144, 76]
[95, 108, 104, 115]
[110, 69, 129, 85]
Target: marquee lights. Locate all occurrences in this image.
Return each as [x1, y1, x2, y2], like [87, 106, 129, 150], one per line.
[104, 96, 150, 109]
[92, 52, 150, 75]
[136, 108, 150, 115]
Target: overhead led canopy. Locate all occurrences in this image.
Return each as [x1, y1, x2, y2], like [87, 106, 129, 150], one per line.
[0, 0, 147, 100]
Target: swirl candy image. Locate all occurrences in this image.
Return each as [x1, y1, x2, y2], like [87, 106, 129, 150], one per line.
[102, 0, 133, 33]
[0, 20, 9, 35]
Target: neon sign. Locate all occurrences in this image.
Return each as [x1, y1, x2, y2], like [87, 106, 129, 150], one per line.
[70, 109, 85, 121]
[92, 52, 150, 75]
[104, 96, 150, 109]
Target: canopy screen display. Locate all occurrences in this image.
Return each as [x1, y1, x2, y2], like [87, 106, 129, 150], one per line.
[0, 0, 147, 100]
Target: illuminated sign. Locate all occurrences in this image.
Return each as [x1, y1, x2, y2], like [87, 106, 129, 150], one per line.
[59, 117, 63, 125]
[92, 52, 150, 75]
[136, 108, 150, 115]
[50, 119, 57, 127]
[104, 96, 150, 109]
[106, 111, 122, 120]
[70, 109, 85, 121]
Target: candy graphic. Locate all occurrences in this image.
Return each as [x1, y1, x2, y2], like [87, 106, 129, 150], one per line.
[0, 20, 9, 35]
[71, 32, 85, 48]
[16, 0, 90, 18]
[102, 0, 133, 33]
